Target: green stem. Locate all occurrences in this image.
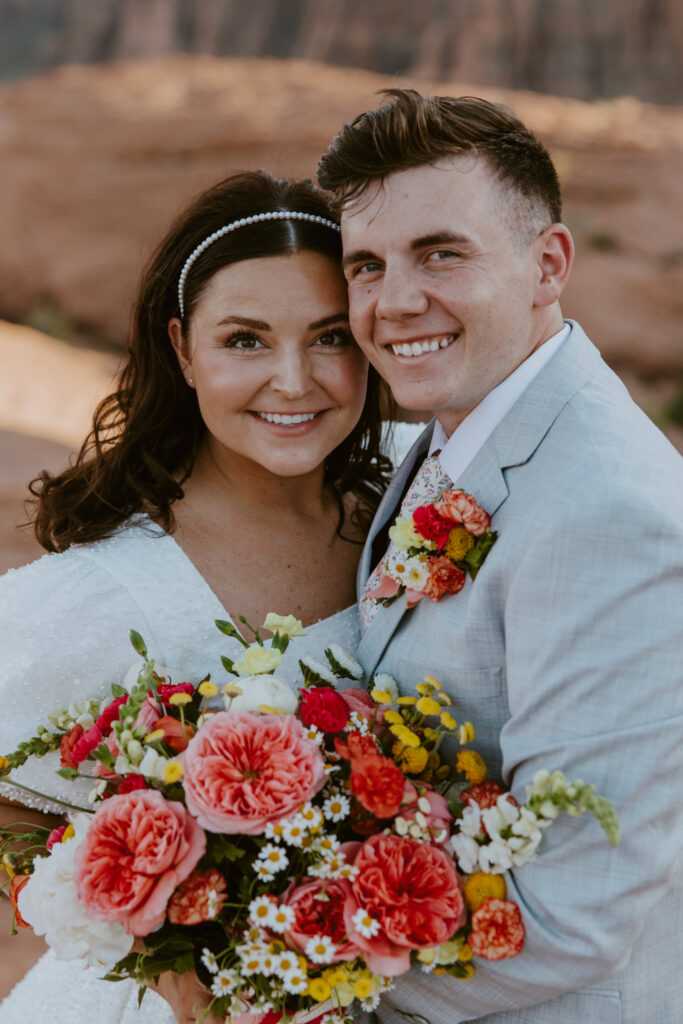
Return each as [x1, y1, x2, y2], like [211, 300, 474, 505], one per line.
[0, 777, 93, 814]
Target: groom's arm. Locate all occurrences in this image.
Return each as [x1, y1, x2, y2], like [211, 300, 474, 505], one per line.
[382, 478, 683, 1022]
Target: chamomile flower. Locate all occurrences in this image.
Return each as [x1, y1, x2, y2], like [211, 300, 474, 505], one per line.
[211, 969, 239, 997]
[348, 711, 370, 734]
[360, 992, 381, 1011]
[304, 725, 324, 746]
[254, 862, 276, 881]
[312, 833, 340, 856]
[323, 793, 351, 822]
[200, 949, 219, 974]
[240, 951, 265, 975]
[298, 802, 324, 831]
[256, 844, 289, 873]
[248, 895, 276, 927]
[281, 968, 309, 996]
[273, 950, 300, 978]
[351, 908, 381, 938]
[281, 817, 308, 847]
[305, 934, 337, 964]
[269, 904, 296, 934]
[264, 820, 285, 841]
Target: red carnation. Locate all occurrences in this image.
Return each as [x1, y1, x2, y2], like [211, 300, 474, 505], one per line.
[413, 504, 455, 551]
[167, 867, 227, 925]
[60, 724, 85, 768]
[46, 825, 68, 850]
[96, 695, 129, 734]
[119, 773, 149, 794]
[155, 682, 195, 706]
[424, 556, 467, 601]
[468, 898, 525, 960]
[350, 753, 405, 819]
[70, 724, 103, 765]
[460, 781, 507, 810]
[299, 686, 349, 733]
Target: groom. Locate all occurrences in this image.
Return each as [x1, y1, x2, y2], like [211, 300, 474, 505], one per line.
[318, 91, 683, 1023]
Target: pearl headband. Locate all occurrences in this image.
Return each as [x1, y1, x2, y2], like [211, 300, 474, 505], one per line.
[177, 210, 341, 316]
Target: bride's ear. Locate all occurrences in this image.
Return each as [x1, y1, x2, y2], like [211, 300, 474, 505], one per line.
[168, 318, 195, 388]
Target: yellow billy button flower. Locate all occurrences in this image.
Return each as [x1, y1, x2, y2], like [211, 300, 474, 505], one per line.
[456, 750, 487, 785]
[444, 525, 476, 562]
[164, 760, 184, 784]
[440, 711, 457, 730]
[392, 742, 429, 774]
[353, 977, 373, 999]
[222, 683, 243, 698]
[458, 943, 474, 963]
[390, 724, 421, 748]
[169, 692, 192, 706]
[324, 967, 349, 986]
[463, 872, 507, 912]
[308, 979, 332, 1002]
[383, 709, 404, 725]
[370, 689, 393, 704]
[415, 682, 432, 696]
[198, 680, 218, 698]
[434, 967, 449, 975]
[0, 755, 9, 775]
[144, 729, 166, 744]
[459, 721, 476, 744]
[416, 696, 442, 716]
[397, 695, 417, 706]
[423, 674, 442, 691]
[1, 855, 15, 878]
[257, 705, 286, 714]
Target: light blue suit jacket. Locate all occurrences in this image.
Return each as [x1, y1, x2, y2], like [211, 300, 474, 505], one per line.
[357, 323, 683, 1023]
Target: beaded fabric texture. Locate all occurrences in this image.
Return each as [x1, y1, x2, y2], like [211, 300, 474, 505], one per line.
[177, 211, 341, 316]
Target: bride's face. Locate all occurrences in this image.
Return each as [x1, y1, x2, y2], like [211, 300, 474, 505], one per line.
[169, 250, 368, 479]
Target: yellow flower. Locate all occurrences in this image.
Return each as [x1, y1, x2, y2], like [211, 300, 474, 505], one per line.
[198, 680, 218, 697]
[392, 742, 429, 774]
[423, 726, 441, 742]
[370, 689, 393, 704]
[222, 683, 243, 697]
[433, 938, 465, 964]
[307, 978, 331, 1002]
[323, 967, 349, 986]
[169, 692, 192, 706]
[458, 943, 474, 963]
[397, 695, 416, 706]
[456, 750, 487, 785]
[463, 872, 507, 912]
[423, 674, 442, 690]
[353, 977, 373, 999]
[234, 645, 283, 677]
[257, 704, 286, 715]
[434, 967, 448, 975]
[62, 823, 75, 842]
[388, 515, 428, 551]
[416, 947, 436, 966]
[444, 526, 475, 562]
[384, 709, 404, 725]
[415, 682, 432, 696]
[164, 760, 184, 784]
[0, 755, 9, 775]
[435, 764, 451, 780]
[390, 724, 421, 748]
[459, 963, 476, 980]
[262, 613, 305, 637]
[416, 696, 441, 716]
[144, 729, 165, 743]
[1, 855, 15, 878]
[459, 721, 476, 744]
[440, 711, 457, 730]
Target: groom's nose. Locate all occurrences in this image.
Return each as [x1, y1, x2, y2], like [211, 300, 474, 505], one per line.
[375, 261, 429, 321]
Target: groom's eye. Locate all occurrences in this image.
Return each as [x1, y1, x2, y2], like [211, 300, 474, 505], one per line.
[349, 260, 383, 279]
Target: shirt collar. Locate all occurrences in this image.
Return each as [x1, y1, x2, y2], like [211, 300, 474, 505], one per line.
[429, 322, 572, 482]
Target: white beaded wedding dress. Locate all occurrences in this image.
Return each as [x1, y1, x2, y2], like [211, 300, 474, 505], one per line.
[0, 516, 362, 1024]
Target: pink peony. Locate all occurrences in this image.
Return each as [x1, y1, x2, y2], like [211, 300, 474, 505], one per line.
[181, 711, 326, 834]
[283, 876, 363, 962]
[435, 490, 491, 536]
[74, 789, 206, 936]
[347, 833, 466, 975]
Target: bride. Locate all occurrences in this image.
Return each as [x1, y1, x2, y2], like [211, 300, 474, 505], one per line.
[0, 170, 417, 1023]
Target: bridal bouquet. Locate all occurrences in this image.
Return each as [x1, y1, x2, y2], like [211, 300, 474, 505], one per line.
[0, 614, 619, 1024]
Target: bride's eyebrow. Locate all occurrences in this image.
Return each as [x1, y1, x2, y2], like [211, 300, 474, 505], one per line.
[308, 313, 349, 330]
[217, 315, 270, 330]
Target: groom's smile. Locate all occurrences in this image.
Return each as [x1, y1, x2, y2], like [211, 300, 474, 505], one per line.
[341, 156, 561, 435]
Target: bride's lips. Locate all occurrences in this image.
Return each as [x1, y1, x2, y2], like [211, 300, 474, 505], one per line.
[248, 410, 327, 435]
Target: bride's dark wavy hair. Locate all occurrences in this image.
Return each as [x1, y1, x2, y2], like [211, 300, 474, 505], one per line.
[29, 170, 394, 552]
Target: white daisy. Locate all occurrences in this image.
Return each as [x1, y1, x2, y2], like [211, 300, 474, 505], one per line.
[348, 711, 370, 734]
[312, 834, 340, 856]
[323, 793, 351, 822]
[351, 908, 381, 938]
[256, 843, 290, 872]
[273, 950, 300, 979]
[254, 861, 276, 881]
[298, 802, 324, 831]
[281, 968, 309, 995]
[200, 948, 219, 974]
[211, 969, 240, 997]
[248, 895, 276, 927]
[264, 820, 285, 841]
[281, 817, 308, 847]
[304, 934, 337, 964]
[269, 903, 296, 934]
[360, 992, 381, 1011]
[304, 725, 324, 746]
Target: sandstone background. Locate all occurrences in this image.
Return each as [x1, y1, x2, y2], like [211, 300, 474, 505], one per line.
[1, 3, 682, 1000]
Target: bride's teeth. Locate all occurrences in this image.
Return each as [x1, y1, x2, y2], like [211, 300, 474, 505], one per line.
[257, 412, 317, 424]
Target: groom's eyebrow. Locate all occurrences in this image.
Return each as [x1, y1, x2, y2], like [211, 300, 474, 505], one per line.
[342, 248, 377, 269]
[411, 230, 473, 249]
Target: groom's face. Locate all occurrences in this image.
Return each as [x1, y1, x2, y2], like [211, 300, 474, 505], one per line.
[341, 156, 548, 435]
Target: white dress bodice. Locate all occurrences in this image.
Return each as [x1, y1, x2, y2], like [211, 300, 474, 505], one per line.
[0, 516, 360, 1023]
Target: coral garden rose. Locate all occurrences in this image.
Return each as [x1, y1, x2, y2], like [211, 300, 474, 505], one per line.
[299, 686, 349, 733]
[347, 833, 466, 975]
[435, 490, 491, 536]
[283, 876, 362, 962]
[167, 867, 227, 925]
[74, 789, 206, 935]
[423, 556, 467, 602]
[350, 753, 405, 819]
[468, 898, 525, 960]
[181, 711, 326, 834]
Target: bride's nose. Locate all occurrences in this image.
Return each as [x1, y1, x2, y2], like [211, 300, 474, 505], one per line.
[269, 346, 314, 397]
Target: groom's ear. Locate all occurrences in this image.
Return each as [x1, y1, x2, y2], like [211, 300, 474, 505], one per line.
[168, 318, 194, 385]
[533, 224, 574, 307]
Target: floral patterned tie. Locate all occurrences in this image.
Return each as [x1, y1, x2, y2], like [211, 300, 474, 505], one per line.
[360, 451, 452, 630]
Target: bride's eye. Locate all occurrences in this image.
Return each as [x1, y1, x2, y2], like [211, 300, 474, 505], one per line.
[224, 331, 265, 351]
[314, 328, 352, 349]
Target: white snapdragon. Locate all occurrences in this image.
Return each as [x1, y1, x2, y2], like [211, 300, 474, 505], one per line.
[18, 816, 133, 970]
[448, 832, 481, 874]
[137, 746, 168, 781]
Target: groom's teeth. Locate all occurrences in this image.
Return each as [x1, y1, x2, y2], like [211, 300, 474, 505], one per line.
[256, 412, 317, 424]
[390, 335, 456, 358]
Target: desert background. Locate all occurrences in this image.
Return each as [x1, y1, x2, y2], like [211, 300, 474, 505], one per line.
[1, 0, 682, 1000]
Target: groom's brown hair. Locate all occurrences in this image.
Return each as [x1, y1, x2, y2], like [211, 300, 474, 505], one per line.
[318, 89, 562, 233]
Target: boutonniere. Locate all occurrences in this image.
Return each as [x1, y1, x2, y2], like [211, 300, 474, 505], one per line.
[367, 489, 498, 609]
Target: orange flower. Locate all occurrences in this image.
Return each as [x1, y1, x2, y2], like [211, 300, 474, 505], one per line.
[9, 875, 31, 928]
[468, 899, 525, 960]
[350, 753, 405, 819]
[167, 867, 227, 925]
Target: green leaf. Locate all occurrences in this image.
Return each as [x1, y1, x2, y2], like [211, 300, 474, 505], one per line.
[206, 833, 246, 865]
[93, 742, 116, 770]
[221, 655, 238, 677]
[56, 767, 79, 779]
[111, 683, 127, 699]
[129, 630, 148, 658]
